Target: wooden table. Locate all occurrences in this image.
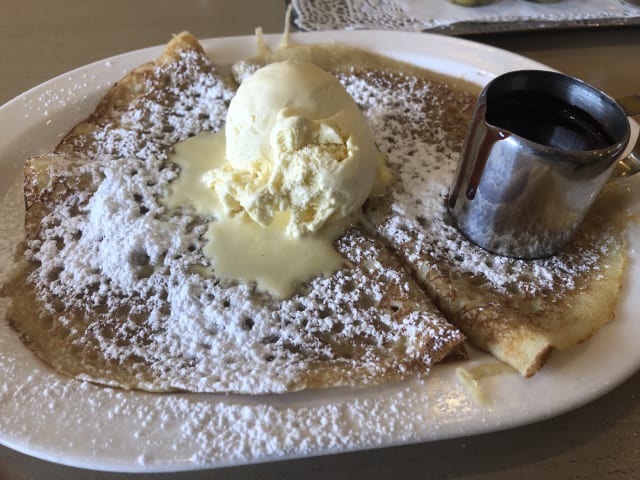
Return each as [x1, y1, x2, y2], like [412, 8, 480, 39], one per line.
[1, 1, 638, 478]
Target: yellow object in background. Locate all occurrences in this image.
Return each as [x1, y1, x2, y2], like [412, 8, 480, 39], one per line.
[447, 0, 495, 5]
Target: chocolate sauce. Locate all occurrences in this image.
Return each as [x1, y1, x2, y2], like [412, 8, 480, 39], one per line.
[486, 90, 614, 152]
[465, 129, 507, 201]
[448, 104, 508, 207]
[448, 104, 485, 209]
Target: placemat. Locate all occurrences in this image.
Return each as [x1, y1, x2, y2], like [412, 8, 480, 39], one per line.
[290, 0, 640, 34]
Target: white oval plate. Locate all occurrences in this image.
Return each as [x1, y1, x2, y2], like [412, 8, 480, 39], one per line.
[0, 30, 639, 473]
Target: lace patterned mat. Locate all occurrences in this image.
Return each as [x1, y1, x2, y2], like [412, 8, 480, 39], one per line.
[290, 0, 640, 34]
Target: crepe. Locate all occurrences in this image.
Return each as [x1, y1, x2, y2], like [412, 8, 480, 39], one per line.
[333, 50, 628, 377]
[2, 32, 465, 394]
[235, 42, 629, 377]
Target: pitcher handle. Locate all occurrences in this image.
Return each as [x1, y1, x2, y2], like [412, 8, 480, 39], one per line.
[609, 95, 640, 182]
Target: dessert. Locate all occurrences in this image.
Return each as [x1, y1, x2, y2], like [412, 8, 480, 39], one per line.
[2, 33, 464, 394]
[239, 41, 629, 377]
[163, 60, 389, 298]
[1, 30, 629, 396]
[209, 61, 388, 238]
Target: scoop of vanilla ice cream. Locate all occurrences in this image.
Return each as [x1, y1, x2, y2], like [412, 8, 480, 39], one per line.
[209, 61, 386, 237]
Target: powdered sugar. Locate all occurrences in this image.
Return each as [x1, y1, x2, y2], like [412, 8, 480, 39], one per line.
[9, 40, 461, 396]
[0, 55, 495, 466]
[0, 169, 472, 465]
[0, 310, 473, 470]
[341, 71, 614, 298]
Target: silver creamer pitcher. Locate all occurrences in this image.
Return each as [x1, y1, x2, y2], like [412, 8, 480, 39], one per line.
[448, 70, 640, 259]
